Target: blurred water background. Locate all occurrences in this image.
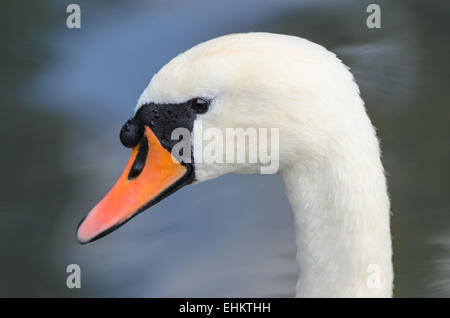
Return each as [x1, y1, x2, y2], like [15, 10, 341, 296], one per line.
[1, 0, 449, 297]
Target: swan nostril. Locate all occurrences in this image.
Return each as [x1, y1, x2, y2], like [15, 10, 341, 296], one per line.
[128, 136, 148, 180]
[120, 117, 144, 148]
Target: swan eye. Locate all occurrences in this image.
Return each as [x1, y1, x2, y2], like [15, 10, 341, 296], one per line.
[190, 98, 209, 114]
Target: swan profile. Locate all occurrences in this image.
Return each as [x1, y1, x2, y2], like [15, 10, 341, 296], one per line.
[77, 33, 393, 297]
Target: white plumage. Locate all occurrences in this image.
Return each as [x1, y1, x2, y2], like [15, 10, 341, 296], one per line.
[137, 32, 393, 297]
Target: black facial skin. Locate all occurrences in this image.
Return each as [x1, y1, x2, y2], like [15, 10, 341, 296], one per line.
[120, 98, 211, 184]
[135, 101, 197, 153]
[120, 117, 144, 148]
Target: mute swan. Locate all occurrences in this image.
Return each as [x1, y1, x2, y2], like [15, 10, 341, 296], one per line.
[77, 33, 393, 297]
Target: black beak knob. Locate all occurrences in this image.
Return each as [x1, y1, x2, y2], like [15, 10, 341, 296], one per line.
[120, 117, 144, 148]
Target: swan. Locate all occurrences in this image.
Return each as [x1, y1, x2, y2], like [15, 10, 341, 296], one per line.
[76, 32, 393, 297]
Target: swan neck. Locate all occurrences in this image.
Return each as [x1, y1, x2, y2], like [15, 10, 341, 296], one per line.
[280, 145, 393, 297]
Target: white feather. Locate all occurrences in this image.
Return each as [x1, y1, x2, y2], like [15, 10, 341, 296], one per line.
[137, 32, 393, 297]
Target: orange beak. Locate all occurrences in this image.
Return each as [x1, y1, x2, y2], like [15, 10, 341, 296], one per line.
[77, 126, 191, 244]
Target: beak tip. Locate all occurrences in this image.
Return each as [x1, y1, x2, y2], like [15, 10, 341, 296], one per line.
[76, 217, 91, 245]
[76, 235, 90, 245]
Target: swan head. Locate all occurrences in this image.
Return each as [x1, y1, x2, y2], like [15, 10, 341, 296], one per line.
[77, 32, 362, 244]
